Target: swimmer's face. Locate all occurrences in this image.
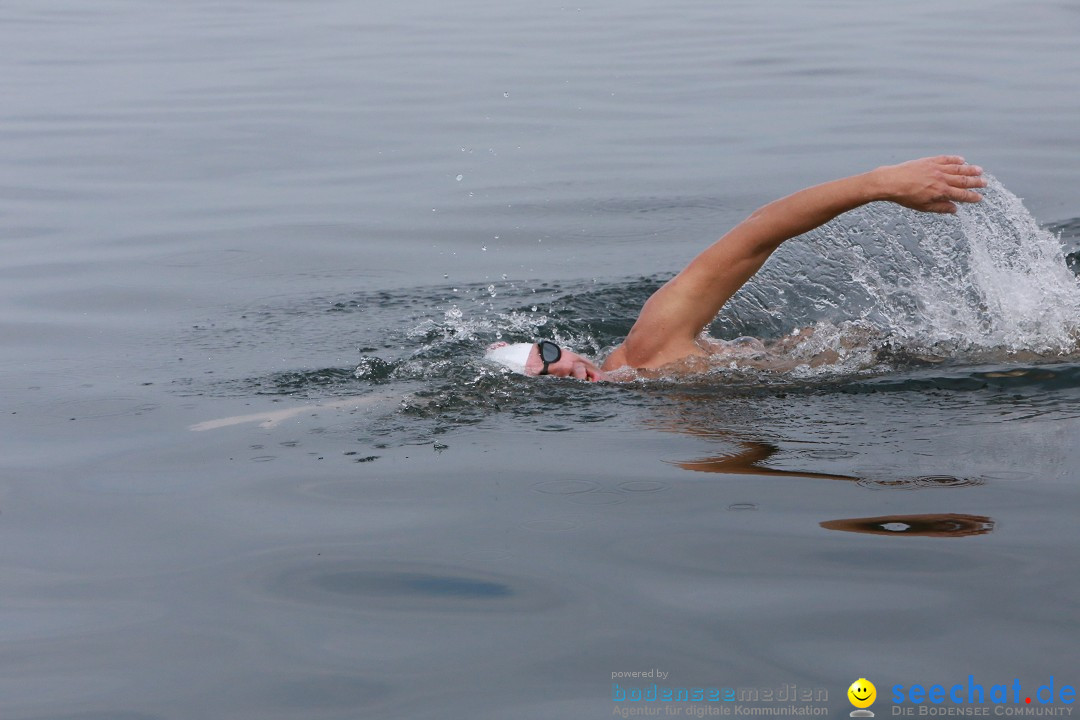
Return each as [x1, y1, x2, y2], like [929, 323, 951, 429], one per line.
[526, 344, 606, 382]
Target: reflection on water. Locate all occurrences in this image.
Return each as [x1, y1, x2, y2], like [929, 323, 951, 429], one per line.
[821, 514, 995, 538]
[651, 413, 995, 538]
[663, 433, 985, 491]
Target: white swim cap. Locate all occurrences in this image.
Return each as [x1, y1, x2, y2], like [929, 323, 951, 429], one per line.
[485, 342, 534, 374]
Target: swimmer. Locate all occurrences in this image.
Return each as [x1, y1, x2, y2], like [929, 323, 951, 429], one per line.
[486, 155, 987, 380]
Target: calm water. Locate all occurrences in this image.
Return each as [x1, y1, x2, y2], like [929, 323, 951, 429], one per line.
[3, 1, 1080, 718]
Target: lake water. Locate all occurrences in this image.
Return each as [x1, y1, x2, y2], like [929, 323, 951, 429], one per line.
[3, 1, 1080, 718]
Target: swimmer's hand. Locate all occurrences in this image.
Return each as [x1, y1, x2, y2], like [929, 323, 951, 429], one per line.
[871, 155, 986, 214]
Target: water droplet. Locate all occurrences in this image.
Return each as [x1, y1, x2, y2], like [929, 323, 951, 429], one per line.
[481, 246, 487, 252]
[455, 174, 463, 182]
[503, 91, 509, 98]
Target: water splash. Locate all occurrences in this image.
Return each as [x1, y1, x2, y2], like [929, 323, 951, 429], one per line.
[186, 179, 1080, 415]
[747, 178, 1080, 359]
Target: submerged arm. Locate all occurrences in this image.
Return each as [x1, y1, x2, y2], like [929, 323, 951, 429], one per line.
[614, 155, 986, 369]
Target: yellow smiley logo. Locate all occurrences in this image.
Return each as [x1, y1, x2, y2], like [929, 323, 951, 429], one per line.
[848, 679, 876, 709]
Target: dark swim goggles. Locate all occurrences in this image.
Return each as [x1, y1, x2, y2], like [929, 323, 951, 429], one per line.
[537, 340, 562, 375]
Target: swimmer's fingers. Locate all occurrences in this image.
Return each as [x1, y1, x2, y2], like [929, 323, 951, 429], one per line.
[945, 186, 984, 205]
[924, 189, 979, 214]
[878, 155, 986, 213]
[939, 171, 986, 208]
[943, 159, 986, 199]
[942, 161, 983, 177]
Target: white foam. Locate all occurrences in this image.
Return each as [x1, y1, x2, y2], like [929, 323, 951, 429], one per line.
[789, 177, 1080, 357]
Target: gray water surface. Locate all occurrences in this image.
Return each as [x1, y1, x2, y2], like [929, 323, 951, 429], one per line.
[2, 1, 1080, 718]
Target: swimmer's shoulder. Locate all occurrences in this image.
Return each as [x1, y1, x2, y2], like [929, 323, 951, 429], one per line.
[601, 344, 628, 372]
[600, 338, 710, 374]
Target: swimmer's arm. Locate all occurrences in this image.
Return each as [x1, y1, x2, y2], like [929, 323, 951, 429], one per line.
[616, 156, 986, 368]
